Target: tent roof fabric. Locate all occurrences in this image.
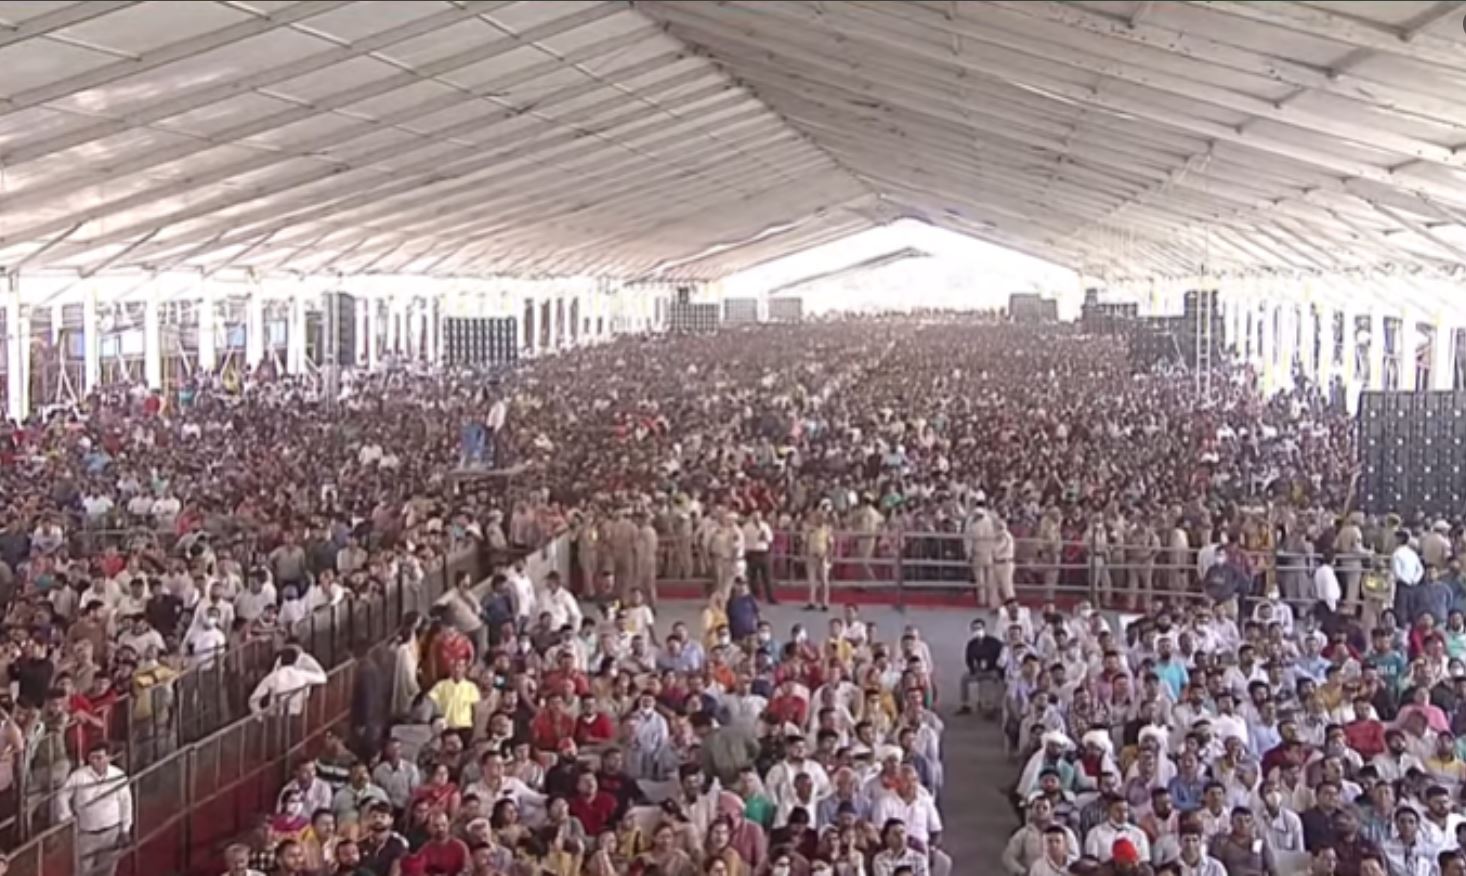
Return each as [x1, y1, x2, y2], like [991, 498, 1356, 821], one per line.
[1, 1, 1464, 281]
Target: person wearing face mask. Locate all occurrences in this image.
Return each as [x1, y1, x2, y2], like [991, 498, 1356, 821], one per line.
[626, 692, 671, 781]
[183, 605, 227, 671]
[957, 618, 1003, 717]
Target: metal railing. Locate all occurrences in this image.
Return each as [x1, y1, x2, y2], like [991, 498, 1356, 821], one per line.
[1, 542, 486, 873]
[641, 529, 1380, 611]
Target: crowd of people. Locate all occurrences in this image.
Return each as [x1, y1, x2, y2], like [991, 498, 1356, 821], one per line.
[3, 313, 1451, 876]
[0, 367, 537, 866]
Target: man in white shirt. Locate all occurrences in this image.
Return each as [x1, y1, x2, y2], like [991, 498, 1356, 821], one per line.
[1257, 782, 1305, 855]
[82, 492, 115, 522]
[536, 572, 582, 631]
[1085, 798, 1152, 862]
[234, 573, 277, 624]
[1175, 828, 1226, 876]
[1392, 530, 1425, 589]
[740, 511, 776, 602]
[1314, 555, 1342, 613]
[183, 606, 228, 671]
[117, 614, 165, 659]
[249, 647, 327, 717]
[506, 561, 536, 630]
[869, 765, 951, 876]
[56, 744, 133, 876]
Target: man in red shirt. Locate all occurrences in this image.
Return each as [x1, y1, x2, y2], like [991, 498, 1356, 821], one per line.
[67, 674, 117, 761]
[529, 692, 576, 754]
[573, 694, 615, 746]
[416, 811, 469, 876]
[567, 771, 618, 836]
[543, 650, 590, 700]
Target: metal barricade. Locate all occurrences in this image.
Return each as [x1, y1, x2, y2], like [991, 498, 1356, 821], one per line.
[649, 527, 1362, 615]
[0, 541, 485, 868]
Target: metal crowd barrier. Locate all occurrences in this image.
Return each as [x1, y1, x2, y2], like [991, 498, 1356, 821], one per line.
[644, 529, 1378, 612]
[1, 543, 487, 876]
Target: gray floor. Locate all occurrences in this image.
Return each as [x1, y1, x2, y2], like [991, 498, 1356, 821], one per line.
[660, 599, 1014, 866]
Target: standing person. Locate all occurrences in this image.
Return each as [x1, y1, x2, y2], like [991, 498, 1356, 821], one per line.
[435, 572, 486, 657]
[1037, 509, 1063, 602]
[389, 615, 422, 720]
[1127, 518, 1159, 611]
[606, 510, 639, 602]
[710, 512, 744, 605]
[743, 511, 777, 604]
[427, 660, 480, 739]
[1336, 514, 1366, 612]
[574, 513, 601, 597]
[635, 512, 660, 608]
[56, 743, 132, 876]
[994, 519, 1016, 605]
[966, 497, 998, 609]
[1392, 530, 1426, 624]
[805, 512, 833, 612]
[1166, 513, 1191, 597]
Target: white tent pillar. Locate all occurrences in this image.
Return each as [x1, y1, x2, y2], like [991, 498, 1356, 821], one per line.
[143, 296, 162, 389]
[82, 287, 101, 391]
[518, 294, 531, 353]
[5, 276, 28, 422]
[1371, 310, 1386, 391]
[246, 288, 264, 369]
[287, 290, 305, 375]
[1402, 320, 1420, 391]
[369, 300, 384, 365]
[1432, 322, 1453, 390]
[197, 289, 216, 374]
[356, 297, 369, 368]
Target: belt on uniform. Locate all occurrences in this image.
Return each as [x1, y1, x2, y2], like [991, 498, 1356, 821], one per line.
[82, 825, 122, 834]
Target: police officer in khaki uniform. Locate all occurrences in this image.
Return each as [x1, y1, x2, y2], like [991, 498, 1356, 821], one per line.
[574, 512, 601, 595]
[1335, 511, 1365, 610]
[634, 512, 660, 607]
[805, 509, 833, 610]
[605, 510, 639, 601]
[708, 511, 743, 603]
[1126, 518, 1160, 611]
[668, 498, 695, 581]
[1036, 508, 1063, 601]
[993, 517, 1016, 603]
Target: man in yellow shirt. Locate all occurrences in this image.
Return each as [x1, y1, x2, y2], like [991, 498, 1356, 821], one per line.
[428, 660, 481, 736]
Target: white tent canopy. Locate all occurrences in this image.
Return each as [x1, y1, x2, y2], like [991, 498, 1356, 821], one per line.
[4, 1, 1466, 288]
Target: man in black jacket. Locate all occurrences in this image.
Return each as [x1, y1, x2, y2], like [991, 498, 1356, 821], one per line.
[957, 618, 1003, 715]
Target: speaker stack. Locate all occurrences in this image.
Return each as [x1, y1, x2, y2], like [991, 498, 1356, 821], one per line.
[767, 297, 804, 323]
[444, 317, 519, 366]
[1359, 390, 1466, 518]
[667, 302, 720, 333]
[723, 298, 759, 324]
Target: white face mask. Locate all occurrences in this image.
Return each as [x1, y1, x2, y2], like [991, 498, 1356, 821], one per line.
[772, 866, 791, 876]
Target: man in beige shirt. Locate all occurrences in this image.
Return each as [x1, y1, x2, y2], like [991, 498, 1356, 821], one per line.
[805, 512, 833, 610]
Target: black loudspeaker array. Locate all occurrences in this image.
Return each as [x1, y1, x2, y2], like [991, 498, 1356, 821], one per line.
[667, 302, 720, 333]
[767, 297, 804, 322]
[1359, 390, 1466, 517]
[444, 317, 518, 366]
[723, 298, 759, 324]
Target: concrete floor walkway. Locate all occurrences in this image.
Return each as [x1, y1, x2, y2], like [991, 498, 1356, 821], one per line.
[660, 599, 1016, 866]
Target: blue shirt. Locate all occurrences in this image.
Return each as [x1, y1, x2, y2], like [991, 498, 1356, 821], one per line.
[1155, 658, 1189, 701]
[727, 595, 760, 639]
[1168, 774, 1207, 812]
